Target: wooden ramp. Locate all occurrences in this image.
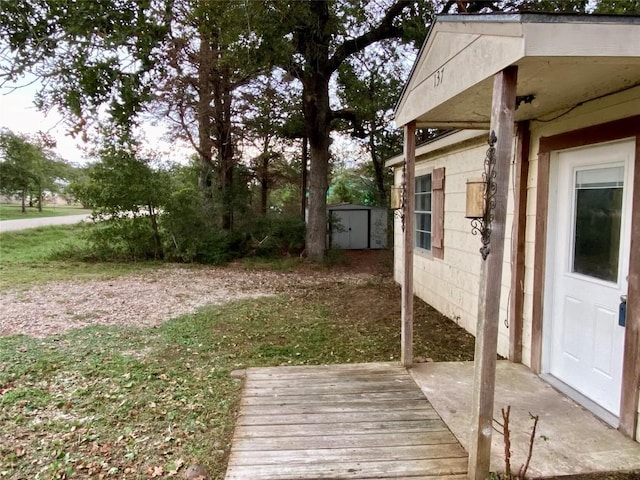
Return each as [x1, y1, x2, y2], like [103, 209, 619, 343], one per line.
[225, 362, 467, 479]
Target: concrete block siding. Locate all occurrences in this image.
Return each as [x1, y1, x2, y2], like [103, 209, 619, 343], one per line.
[394, 139, 515, 359]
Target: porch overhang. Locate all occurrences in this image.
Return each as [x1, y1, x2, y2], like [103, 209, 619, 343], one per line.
[394, 13, 640, 129]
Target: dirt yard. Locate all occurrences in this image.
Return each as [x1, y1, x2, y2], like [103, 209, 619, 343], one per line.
[0, 251, 392, 339]
[0, 249, 475, 364]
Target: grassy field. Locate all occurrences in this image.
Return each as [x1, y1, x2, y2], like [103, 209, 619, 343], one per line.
[0, 224, 158, 289]
[0, 225, 477, 479]
[1, 227, 636, 480]
[0, 256, 476, 479]
[0, 204, 91, 221]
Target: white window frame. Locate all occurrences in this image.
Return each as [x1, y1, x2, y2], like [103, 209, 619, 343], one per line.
[415, 173, 432, 252]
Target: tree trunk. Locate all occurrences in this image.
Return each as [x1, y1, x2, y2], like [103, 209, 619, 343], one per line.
[147, 203, 163, 260]
[216, 100, 234, 230]
[198, 26, 236, 231]
[21, 189, 27, 213]
[197, 31, 214, 194]
[303, 76, 331, 261]
[212, 33, 235, 231]
[301, 136, 308, 222]
[370, 131, 387, 207]
[260, 154, 269, 216]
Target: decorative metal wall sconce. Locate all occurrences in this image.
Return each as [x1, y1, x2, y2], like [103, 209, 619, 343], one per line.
[465, 131, 497, 260]
[391, 160, 407, 231]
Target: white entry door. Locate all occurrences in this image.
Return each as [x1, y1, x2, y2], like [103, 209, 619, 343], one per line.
[547, 139, 634, 418]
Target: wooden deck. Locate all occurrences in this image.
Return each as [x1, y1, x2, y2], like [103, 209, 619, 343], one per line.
[225, 362, 467, 479]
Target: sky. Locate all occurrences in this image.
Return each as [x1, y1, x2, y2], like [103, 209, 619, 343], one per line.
[0, 75, 192, 166]
[0, 78, 91, 165]
[0, 77, 370, 171]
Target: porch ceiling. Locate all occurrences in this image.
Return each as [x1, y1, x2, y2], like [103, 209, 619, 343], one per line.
[395, 14, 640, 129]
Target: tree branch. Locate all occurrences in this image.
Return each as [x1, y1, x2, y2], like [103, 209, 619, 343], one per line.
[283, 61, 305, 81]
[440, 1, 501, 14]
[327, 0, 411, 74]
[331, 108, 366, 138]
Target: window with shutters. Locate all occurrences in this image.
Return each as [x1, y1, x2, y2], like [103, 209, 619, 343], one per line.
[415, 174, 432, 251]
[415, 168, 445, 257]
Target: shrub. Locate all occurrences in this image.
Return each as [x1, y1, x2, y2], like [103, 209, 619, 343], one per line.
[245, 215, 306, 257]
[161, 186, 244, 264]
[81, 217, 161, 261]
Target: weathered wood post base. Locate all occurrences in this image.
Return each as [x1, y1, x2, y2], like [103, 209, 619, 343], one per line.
[468, 66, 518, 480]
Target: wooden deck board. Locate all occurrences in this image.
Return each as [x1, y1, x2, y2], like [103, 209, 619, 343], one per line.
[225, 362, 468, 479]
[231, 431, 461, 451]
[240, 390, 426, 405]
[237, 409, 440, 426]
[228, 444, 468, 466]
[240, 400, 434, 415]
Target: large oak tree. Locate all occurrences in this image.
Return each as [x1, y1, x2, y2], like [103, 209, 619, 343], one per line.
[251, 0, 510, 259]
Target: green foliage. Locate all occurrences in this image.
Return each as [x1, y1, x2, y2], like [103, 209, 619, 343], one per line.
[593, 0, 640, 13]
[328, 167, 379, 206]
[245, 215, 306, 257]
[515, 0, 589, 12]
[80, 146, 167, 219]
[76, 142, 168, 261]
[82, 218, 161, 261]
[64, 165, 93, 207]
[0, 129, 75, 213]
[161, 183, 239, 264]
[0, 0, 171, 136]
[333, 41, 412, 208]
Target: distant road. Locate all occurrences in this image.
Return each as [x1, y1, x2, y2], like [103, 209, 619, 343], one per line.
[0, 214, 91, 233]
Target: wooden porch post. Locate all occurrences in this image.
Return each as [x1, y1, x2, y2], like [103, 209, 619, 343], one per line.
[619, 136, 640, 439]
[401, 121, 416, 367]
[468, 66, 518, 480]
[509, 122, 530, 363]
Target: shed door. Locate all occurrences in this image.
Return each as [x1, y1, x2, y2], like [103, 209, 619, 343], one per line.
[547, 139, 633, 418]
[331, 210, 368, 249]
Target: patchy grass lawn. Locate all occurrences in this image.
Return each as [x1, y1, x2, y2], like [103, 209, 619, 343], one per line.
[0, 271, 476, 480]
[0, 225, 158, 290]
[2, 242, 636, 480]
[0, 204, 91, 221]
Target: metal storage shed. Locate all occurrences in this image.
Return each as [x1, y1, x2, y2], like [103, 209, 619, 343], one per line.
[327, 204, 387, 250]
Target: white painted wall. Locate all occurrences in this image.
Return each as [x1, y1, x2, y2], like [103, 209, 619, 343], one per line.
[370, 209, 388, 249]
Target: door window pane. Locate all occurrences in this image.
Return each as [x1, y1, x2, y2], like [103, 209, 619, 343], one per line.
[573, 166, 623, 282]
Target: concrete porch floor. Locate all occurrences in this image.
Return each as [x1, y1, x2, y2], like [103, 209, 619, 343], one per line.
[409, 361, 640, 478]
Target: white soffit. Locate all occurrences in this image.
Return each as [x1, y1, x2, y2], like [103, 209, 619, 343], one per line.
[394, 14, 640, 129]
